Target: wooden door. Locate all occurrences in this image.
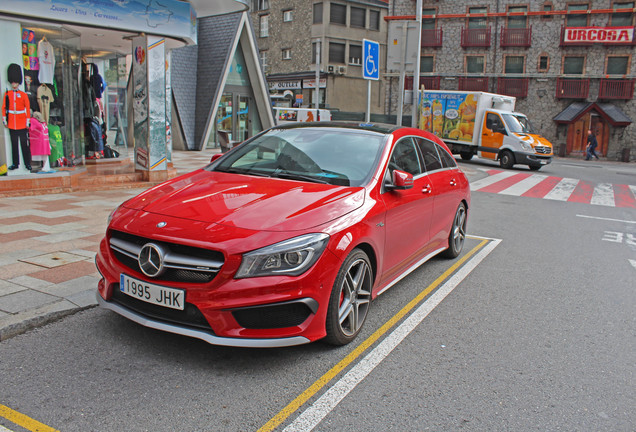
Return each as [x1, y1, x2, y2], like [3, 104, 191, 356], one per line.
[590, 116, 608, 156]
[566, 116, 588, 155]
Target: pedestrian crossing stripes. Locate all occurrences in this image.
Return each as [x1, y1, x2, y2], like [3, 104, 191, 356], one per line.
[470, 169, 636, 208]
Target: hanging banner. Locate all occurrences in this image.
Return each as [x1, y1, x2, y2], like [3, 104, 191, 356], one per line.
[563, 27, 634, 44]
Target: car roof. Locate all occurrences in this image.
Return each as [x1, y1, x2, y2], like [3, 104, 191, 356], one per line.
[272, 121, 403, 135]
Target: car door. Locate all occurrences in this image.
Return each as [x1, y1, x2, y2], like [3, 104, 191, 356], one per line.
[380, 137, 435, 285]
[480, 111, 506, 160]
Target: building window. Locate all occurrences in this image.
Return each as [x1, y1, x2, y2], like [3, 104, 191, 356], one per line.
[421, 55, 434, 73]
[606, 56, 630, 75]
[259, 50, 269, 73]
[507, 6, 528, 28]
[330, 3, 346, 25]
[351, 6, 366, 28]
[542, 2, 553, 19]
[349, 44, 362, 65]
[422, 8, 436, 30]
[313, 3, 323, 24]
[504, 56, 525, 74]
[312, 42, 321, 64]
[563, 56, 585, 74]
[282, 48, 291, 60]
[538, 54, 550, 72]
[254, 0, 269, 11]
[283, 10, 293, 22]
[465, 55, 485, 73]
[566, 4, 589, 27]
[369, 10, 380, 30]
[468, 6, 488, 29]
[259, 15, 269, 37]
[329, 41, 346, 64]
[611, 2, 635, 26]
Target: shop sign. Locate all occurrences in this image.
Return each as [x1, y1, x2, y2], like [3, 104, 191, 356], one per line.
[0, 0, 197, 44]
[269, 81, 302, 90]
[303, 79, 327, 89]
[563, 27, 634, 44]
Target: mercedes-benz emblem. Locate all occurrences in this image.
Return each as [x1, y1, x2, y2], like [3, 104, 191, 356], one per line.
[138, 243, 165, 278]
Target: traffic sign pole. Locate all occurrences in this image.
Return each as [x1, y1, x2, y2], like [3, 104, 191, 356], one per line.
[363, 39, 379, 123]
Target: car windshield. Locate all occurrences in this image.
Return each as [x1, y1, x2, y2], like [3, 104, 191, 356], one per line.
[502, 114, 536, 134]
[210, 127, 386, 187]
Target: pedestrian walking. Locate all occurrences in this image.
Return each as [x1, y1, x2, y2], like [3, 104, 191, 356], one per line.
[585, 129, 599, 160]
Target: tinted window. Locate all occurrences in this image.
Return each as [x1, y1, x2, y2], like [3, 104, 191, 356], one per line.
[415, 138, 442, 172]
[389, 138, 422, 176]
[313, 3, 323, 24]
[330, 3, 346, 25]
[437, 144, 457, 168]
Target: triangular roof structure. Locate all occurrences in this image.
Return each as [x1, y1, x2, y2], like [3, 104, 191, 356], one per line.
[172, 12, 273, 150]
[553, 102, 632, 126]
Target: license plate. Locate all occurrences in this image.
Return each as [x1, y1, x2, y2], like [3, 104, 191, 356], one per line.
[120, 274, 185, 310]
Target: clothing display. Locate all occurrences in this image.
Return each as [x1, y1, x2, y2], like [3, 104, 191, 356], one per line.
[29, 113, 50, 157]
[38, 38, 55, 84]
[37, 84, 54, 124]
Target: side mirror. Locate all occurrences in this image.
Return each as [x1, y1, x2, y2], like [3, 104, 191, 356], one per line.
[210, 153, 223, 163]
[387, 169, 414, 191]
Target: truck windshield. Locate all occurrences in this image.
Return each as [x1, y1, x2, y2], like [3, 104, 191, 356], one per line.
[502, 114, 536, 134]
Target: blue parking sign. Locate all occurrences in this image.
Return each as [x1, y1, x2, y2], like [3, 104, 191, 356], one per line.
[363, 39, 379, 80]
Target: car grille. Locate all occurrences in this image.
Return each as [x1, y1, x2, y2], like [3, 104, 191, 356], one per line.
[111, 286, 214, 332]
[109, 230, 224, 284]
[231, 300, 317, 329]
[535, 146, 551, 154]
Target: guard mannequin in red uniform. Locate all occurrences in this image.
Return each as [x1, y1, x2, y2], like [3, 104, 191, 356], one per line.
[2, 63, 32, 171]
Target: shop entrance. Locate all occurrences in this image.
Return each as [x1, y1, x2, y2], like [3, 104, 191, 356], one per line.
[566, 112, 608, 156]
[213, 89, 253, 149]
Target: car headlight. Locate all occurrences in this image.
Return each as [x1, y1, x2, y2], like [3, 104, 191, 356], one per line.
[107, 205, 121, 225]
[520, 141, 533, 151]
[236, 233, 330, 278]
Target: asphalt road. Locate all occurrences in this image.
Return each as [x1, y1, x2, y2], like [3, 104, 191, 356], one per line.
[1, 157, 634, 431]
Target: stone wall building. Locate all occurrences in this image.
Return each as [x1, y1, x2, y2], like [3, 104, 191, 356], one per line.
[387, 1, 635, 160]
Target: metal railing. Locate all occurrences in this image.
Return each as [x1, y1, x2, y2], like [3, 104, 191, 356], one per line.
[458, 77, 489, 91]
[555, 78, 590, 98]
[461, 27, 492, 47]
[404, 76, 441, 90]
[421, 28, 443, 47]
[500, 27, 532, 47]
[497, 77, 529, 97]
[598, 78, 635, 99]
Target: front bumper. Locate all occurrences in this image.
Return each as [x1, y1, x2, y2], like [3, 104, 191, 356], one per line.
[513, 152, 552, 166]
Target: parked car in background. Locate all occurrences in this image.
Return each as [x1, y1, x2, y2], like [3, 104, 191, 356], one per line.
[96, 122, 470, 347]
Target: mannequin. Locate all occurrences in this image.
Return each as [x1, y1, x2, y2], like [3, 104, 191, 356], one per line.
[2, 63, 32, 171]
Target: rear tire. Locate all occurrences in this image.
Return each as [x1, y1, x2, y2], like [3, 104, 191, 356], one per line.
[499, 150, 514, 169]
[324, 249, 373, 345]
[442, 202, 467, 259]
[460, 151, 474, 161]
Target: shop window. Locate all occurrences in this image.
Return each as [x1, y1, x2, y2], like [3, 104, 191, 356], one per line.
[563, 56, 585, 74]
[329, 41, 346, 64]
[282, 49, 292, 60]
[542, 2, 553, 20]
[611, 2, 635, 26]
[468, 6, 488, 29]
[465, 55, 485, 73]
[349, 44, 362, 65]
[421, 55, 434, 73]
[369, 10, 380, 30]
[507, 6, 528, 28]
[422, 8, 436, 30]
[259, 15, 269, 38]
[283, 10, 293, 22]
[538, 54, 550, 72]
[606, 56, 629, 75]
[330, 3, 347, 25]
[566, 4, 589, 27]
[313, 3, 323, 24]
[504, 56, 525, 74]
[351, 7, 365, 28]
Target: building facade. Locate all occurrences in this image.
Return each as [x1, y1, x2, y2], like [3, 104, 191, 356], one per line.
[388, 1, 635, 160]
[251, 0, 389, 114]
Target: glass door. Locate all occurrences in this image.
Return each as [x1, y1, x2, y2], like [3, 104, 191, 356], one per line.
[237, 94, 250, 142]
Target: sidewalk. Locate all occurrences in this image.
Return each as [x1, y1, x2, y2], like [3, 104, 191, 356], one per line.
[0, 148, 219, 341]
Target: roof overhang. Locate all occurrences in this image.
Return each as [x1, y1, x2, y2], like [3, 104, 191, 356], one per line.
[553, 102, 632, 127]
[187, 0, 249, 17]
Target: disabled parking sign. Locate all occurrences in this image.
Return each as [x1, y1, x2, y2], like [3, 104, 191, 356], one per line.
[363, 39, 379, 81]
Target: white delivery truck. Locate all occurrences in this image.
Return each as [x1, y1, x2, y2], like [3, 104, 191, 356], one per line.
[273, 107, 332, 125]
[418, 90, 553, 170]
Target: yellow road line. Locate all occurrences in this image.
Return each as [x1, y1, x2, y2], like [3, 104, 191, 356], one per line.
[0, 404, 59, 432]
[258, 239, 489, 432]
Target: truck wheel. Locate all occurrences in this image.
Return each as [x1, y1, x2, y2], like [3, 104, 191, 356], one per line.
[529, 164, 542, 171]
[499, 150, 515, 169]
[460, 152, 473, 161]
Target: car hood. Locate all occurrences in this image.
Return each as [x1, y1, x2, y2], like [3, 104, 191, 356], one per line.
[123, 170, 365, 231]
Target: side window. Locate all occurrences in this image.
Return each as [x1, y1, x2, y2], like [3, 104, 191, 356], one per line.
[485, 113, 506, 134]
[437, 144, 457, 168]
[389, 138, 422, 176]
[415, 138, 442, 172]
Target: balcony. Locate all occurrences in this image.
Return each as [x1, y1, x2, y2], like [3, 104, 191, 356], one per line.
[458, 77, 489, 92]
[556, 78, 590, 99]
[500, 27, 532, 47]
[497, 77, 529, 98]
[598, 79, 635, 100]
[421, 28, 443, 47]
[461, 27, 491, 48]
[404, 76, 441, 90]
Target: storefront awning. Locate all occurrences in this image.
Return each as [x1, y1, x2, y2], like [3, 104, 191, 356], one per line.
[187, 0, 249, 17]
[553, 102, 632, 126]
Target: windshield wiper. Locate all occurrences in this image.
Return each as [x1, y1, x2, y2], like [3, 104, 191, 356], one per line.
[271, 171, 331, 184]
[216, 167, 270, 177]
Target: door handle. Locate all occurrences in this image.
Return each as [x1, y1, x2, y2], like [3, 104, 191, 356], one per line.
[422, 185, 432, 194]
[450, 179, 457, 186]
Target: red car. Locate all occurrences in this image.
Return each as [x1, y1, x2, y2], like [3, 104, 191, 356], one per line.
[96, 123, 470, 347]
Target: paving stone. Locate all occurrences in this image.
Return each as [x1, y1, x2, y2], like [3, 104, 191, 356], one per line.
[19, 251, 89, 268]
[8, 275, 54, 290]
[38, 275, 100, 298]
[0, 289, 58, 314]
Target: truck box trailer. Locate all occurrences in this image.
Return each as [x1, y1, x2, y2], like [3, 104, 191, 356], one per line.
[418, 90, 553, 170]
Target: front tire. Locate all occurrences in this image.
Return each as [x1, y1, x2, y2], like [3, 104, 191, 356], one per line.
[499, 150, 515, 169]
[460, 151, 474, 161]
[529, 164, 541, 171]
[442, 202, 467, 258]
[324, 249, 373, 345]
